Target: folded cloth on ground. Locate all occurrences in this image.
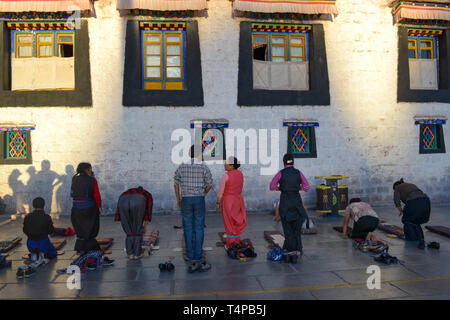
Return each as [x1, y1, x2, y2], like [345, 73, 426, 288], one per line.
[0, 237, 22, 253]
[353, 239, 389, 255]
[52, 227, 76, 237]
[142, 229, 159, 248]
[425, 226, 450, 238]
[264, 231, 285, 247]
[374, 252, 403, 265]
[226, 238, 257, 260]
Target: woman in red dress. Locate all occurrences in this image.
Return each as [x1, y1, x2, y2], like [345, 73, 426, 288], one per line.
[216, 157, 247, 249]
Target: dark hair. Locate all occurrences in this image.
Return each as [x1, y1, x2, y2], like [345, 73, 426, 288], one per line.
[190, 145, 202, 159]
[76, 162, 92, 175]
[393, 178, 404, 190]
[349, 198, 361, 204]
[32, 197, 45, 209]
[283, 153, 294, 166]
[231, 157, 240, 169]
[137, 186, 143, 192]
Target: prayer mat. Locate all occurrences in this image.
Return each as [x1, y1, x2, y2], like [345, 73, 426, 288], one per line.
[425, 226, 450, 238]
[0, 237, 22, 253]
[333, 226, 353, 236]
[264, 231, 285, 248]
[50, 239, 67, 250]
[377, 223, 405, 239]
[97, 238, 114, 252]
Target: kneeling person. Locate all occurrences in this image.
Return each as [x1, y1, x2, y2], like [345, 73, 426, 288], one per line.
[115, 186, 153, 260]
[23, 197, 58, 260]
[342, 198, 379, 241]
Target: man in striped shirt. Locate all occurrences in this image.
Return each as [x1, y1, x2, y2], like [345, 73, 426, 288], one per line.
[174, 145, 213, 273]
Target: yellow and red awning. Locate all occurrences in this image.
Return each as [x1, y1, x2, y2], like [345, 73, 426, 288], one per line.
[0, 0, 93, 12]
[233, 0, 338, 16]
[117, 0, 208, 11]
[391, 1, 450, 23]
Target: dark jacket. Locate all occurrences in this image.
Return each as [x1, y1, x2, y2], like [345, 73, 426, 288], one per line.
[23, 209, 55, 241]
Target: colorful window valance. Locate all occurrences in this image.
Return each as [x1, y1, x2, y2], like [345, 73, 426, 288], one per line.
[390, 1, 450, 23]
[0, 0, 94, 13]
[233, 0, 338, 16]
[117, 0, 208, 11]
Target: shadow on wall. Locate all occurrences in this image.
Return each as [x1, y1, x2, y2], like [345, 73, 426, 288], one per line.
[1, 160, 76, 215]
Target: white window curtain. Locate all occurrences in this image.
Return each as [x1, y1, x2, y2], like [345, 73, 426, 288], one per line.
[253, 60, 309, 91]
[409, 58, 438, 90]
[11, 57, 75, 90]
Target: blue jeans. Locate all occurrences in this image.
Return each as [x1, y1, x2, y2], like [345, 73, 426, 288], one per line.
[181, 196, 206, 261]
[27, 238, 58, 259]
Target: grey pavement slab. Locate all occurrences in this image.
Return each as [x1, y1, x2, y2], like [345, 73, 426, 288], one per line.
[310, 283, 409, 300]
[0, 205, 449, 300]
[390, 278, 450, 296]
[79, 280, 172, 298]
[257, 272, 346, 290]
[0, 283, 80, 299]
[173, 277, 263, 295]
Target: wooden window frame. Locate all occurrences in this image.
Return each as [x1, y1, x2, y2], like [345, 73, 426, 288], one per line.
[36, 32, 54, 58]
[290, 34, 306, 62]
[408, 35, 437, 60]
[270, 34, 287, 62]
[408, 37, 418, 59]
[144, 32, 163, 81]
[252, 33, 268, 60]
[15, 32, 33, 58]
[56, 32, 74, 57]
[164, 33, 183, 81]
[419, 38, 434, 59]
[252, 31, 308, 63]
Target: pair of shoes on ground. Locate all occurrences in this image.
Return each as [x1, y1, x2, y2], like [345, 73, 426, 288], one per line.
[87, 256, 115, 271]
[188, 260, 211, 273]
[16, 266, 36, 278]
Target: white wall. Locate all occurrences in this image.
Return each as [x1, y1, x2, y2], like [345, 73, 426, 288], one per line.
[0, 0, 449, 215]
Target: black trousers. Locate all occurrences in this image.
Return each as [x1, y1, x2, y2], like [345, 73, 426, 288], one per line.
[351, 216, 379, 239]
[402, 197, 430, 242]
[281, 217, 305, 253]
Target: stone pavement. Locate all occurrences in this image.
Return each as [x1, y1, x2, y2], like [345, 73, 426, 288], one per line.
[1, 205, 449, 300]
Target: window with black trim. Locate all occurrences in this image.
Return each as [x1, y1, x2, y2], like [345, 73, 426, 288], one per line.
[0, 20, 92, 107]
[123, 20, 204, 106]
[284, 122, 317, 158]
[0, 127, 33, 165]
[238, 22, 330, 106]
[397, 27, 450, 103]
[417, 120, 446, 154]
[191, 122, 227, 161]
